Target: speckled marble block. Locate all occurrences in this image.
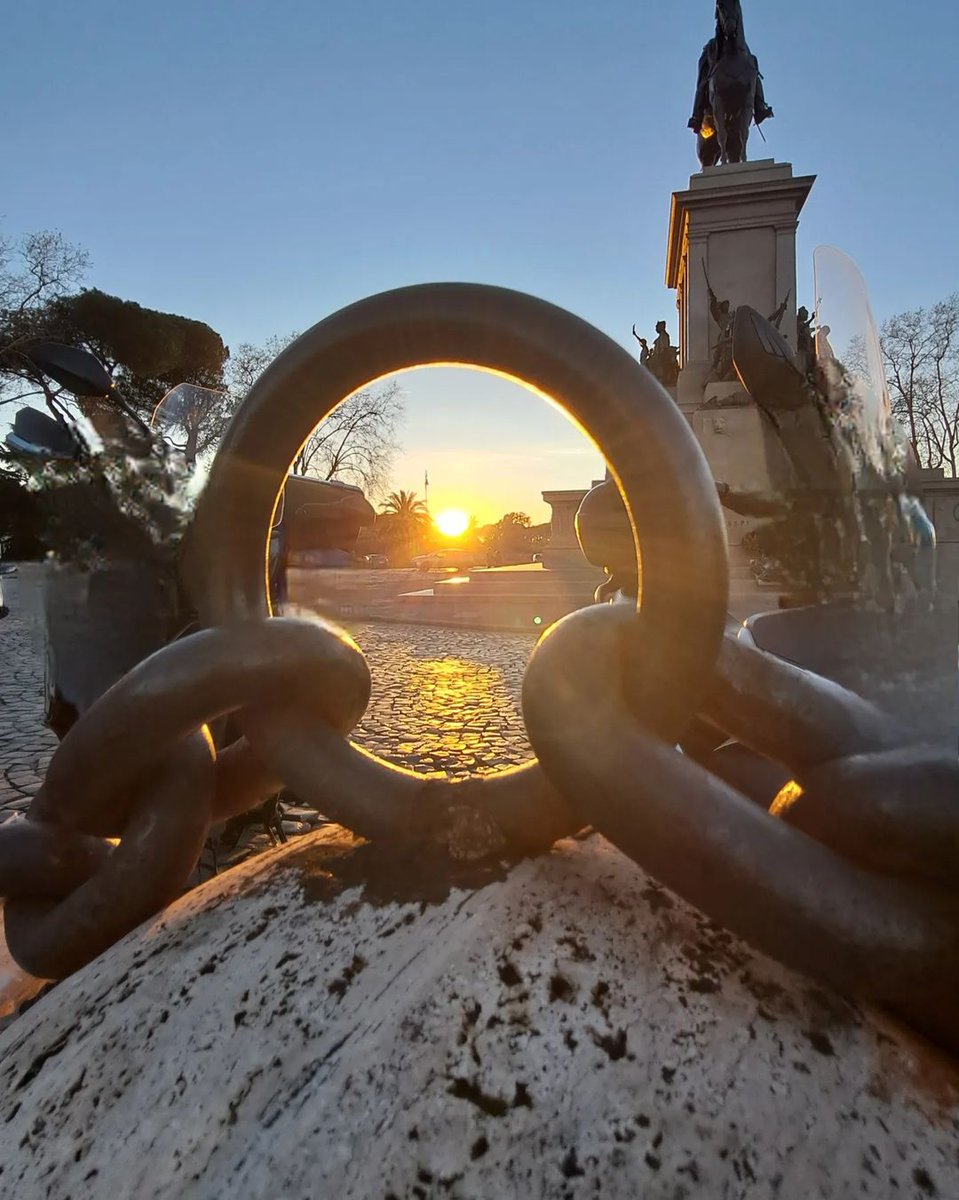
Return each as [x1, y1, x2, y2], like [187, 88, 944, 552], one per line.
[1, 828, 956, 1200]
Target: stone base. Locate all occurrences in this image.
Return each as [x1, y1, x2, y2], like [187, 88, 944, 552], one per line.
[3, 829, 957, 1198]
[692, 387, 789, 498]
[667, 160, 816, 374]
[677, 363, 710, 418]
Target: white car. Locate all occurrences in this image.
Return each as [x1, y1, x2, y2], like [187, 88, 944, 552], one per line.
[412, 550, 475, 572]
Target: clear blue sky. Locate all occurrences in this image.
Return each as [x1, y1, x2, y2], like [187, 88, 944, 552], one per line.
[4, 0, 957, 520]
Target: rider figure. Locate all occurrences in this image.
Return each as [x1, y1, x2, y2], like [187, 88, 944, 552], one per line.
[688, 5, 774, 135]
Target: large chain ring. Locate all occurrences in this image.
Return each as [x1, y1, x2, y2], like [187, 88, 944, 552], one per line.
[0, 617, 371, 978]
[182, 284, 729, 816]
[523, 601, 959, 1055]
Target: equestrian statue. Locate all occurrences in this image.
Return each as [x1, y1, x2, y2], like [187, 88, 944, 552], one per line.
[689, 0, 774, 168]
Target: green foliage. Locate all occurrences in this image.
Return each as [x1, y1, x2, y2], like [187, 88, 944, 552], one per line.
[56, 289, 226, 385]
[488, 511, 533, 555]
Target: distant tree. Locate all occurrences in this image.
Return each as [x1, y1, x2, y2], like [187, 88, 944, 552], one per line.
[60, 289, 227, 383]
[226, 332, 403, 493]
[225, 333, 297, 397]
[488, 511, 533, 560]
[54, 290, 230, 445]
[378, 489, 431, 563]
[293, 382, 402, 494]
[150, 382, 237, 466]
[2, 265, 230, 459]
[881, 294, 959, 475]
[0, 228, 90, 418]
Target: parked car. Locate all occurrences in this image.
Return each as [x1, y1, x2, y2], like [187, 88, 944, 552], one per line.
[412, 549, 475, 572]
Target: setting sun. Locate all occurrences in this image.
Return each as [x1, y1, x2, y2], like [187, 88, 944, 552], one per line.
[434, 508, 470, 538]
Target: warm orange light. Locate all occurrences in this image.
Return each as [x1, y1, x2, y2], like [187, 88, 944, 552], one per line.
[770, 779, 803, 817]
[434, 508, 470, 538]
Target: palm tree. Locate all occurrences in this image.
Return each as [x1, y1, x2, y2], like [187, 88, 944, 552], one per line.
[377, 490, 431, 564]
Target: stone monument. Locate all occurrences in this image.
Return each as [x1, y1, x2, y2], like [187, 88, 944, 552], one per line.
[664, 1, 816, 616]
[688, 0, 775, 169]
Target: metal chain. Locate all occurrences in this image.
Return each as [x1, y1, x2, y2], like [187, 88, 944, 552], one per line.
[2, 596, 957, 1061]
[0, 281, 955, 1061]
[0, 617, 370, 977]
[0, 611, 578, 979]
[522, 602, 959, 1057]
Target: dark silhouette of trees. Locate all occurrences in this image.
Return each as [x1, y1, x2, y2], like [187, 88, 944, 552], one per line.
[1, 228, 90, 419]
[881, 294, 959, 475]
[377, 489, 431, 563]
[226, 332, 402, 492]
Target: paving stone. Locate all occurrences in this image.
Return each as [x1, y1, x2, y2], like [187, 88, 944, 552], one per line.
[0, 570, 538, 834]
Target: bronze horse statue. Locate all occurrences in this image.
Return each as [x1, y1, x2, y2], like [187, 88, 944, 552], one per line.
[691, 0, 773, 168]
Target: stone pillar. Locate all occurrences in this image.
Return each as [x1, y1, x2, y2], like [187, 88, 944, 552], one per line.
[666, 160, 816, 418]
[542, 488, 592, 571]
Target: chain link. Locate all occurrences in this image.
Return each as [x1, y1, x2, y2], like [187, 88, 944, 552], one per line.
[522, 601, 959, 1056]
[0, 282, 955, 1060]
[0, 616, 371, 977]
[5, 734, 213, 979]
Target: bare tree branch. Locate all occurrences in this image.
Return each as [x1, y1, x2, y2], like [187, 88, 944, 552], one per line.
[882, 294, 959, 475]
[227, 332, 403, 496]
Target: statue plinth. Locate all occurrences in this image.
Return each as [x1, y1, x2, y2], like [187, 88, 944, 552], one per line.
[541, 487, 597, 571]
[666, 160, 816, 419]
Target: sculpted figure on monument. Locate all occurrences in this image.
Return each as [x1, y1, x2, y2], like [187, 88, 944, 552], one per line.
[704, 270, 790, 383]
[689, 0, 774, 169]
[796, 306, 816, 375]
[635, 320, 680, 388]
[631, 324, 651, 367]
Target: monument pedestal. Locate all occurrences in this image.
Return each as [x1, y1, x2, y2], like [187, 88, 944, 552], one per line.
[667, 160, 815, 419]
[541, 487, 600, 570]
[664, 160, 816, 618]
[694, 383, 793, 497]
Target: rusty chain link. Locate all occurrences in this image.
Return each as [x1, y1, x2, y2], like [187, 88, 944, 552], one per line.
[0, 282, 956, 1060]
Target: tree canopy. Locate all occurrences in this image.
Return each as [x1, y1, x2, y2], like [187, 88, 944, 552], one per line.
[57, 289, 227, 386]
[376, 489, 431, 563]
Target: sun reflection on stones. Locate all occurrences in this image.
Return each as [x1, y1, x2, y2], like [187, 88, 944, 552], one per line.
[347, 623, 534, 778]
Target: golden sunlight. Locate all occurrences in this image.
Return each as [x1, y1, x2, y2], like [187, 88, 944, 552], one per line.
[434, 508, 470, 538]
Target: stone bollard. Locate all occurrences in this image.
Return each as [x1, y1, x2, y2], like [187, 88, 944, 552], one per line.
[0, 828, 956, 1198]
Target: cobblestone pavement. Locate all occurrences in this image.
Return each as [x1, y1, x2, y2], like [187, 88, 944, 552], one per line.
[0, 567, 537, 826]
[346, 621, 535, 777]
[0, 569, 58, 820]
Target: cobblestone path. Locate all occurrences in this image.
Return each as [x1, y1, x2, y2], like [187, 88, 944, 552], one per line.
[0, 569, 57, 819]
[0, 567, 536, 824]
[347, 621, 535, 777]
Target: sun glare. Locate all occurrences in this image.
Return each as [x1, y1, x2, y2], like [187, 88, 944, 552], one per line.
[434, 508, 470, 538]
